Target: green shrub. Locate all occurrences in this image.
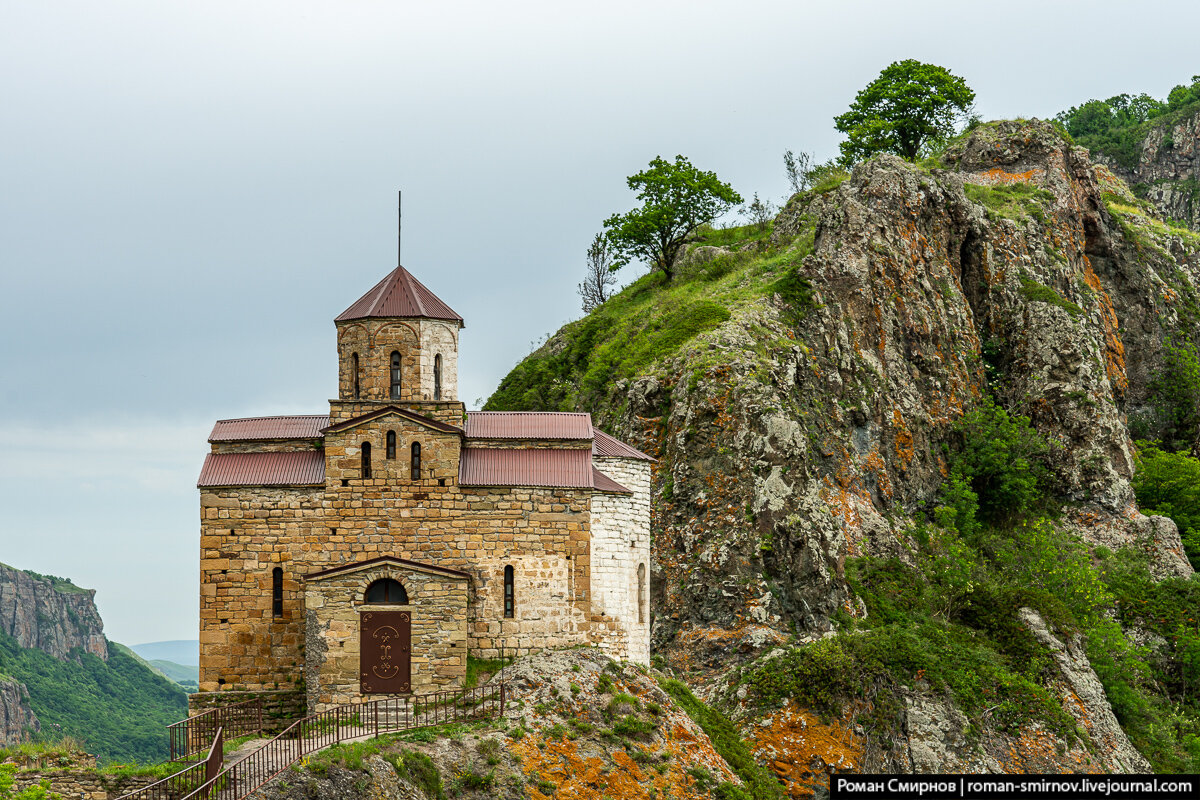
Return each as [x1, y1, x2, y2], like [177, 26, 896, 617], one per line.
[385, 750, 445, 800]
[658, 680, 784, 800]
[1133, 442, 1200, 569]
[1149, 340, 1200, 452]
[1018, 276, 1083, 317]
[948, 398, 1053, 527]
[0, 765, 58, 800]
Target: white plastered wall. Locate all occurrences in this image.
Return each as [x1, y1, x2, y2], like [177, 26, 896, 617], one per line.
[588, 457, 651, 664]
[418, 320, 460, 401]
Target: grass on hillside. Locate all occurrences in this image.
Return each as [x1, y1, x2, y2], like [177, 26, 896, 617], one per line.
[485, 220, 817, 412]
[0, 632, 188, 765]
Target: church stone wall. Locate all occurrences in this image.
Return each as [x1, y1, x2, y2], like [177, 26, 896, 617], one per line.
[335, 319, 459, 405]
[199, 423, 596, 697]
[588, 458, 652, 664]
[305, 564, 468, 710]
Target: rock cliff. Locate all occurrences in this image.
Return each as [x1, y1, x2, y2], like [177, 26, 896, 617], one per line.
[0, 563, 107, 662]
[0, 677, 39, 745]
[488, 119, 1200, 781]
[1110, 108, 1199, 230]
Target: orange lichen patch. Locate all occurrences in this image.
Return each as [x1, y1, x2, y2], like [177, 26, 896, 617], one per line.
[1081, 256, 1128, 393]
[820, 478, 874, 557]
[891, 408, 914, 470]
[750, 702, 863, 799]
[514, 715, 739, 800]
[972, 167, 1044, 186]
[993, 725, 1098, 774]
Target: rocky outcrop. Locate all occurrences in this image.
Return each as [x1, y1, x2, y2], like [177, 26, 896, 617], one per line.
[0, 677, 39, 745]
[1108, 109, 1199, 230]
[0, 563, 107, 661]
[259, 649, 751, 800]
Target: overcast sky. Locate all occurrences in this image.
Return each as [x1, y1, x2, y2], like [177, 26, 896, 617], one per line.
[1, 0, 1197, 646]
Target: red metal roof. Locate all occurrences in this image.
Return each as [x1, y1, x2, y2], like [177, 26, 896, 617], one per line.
[591, 467, 632, 495]
[592, 429, 655, 461]
[197, 452, 325, 488]
[209, 415, 329, 442]
[336, 265, 464, 325]
[459, 448, 593, 489]
[464, 411, 592, 440]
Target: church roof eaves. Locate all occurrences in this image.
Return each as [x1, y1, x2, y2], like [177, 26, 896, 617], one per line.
[591, 467, 632, 495]
[304, 555, 471, 581]
[464, 411, 592, 440]
[323, 406, 464, 436]
[197, 452, 325, 488]
[592, 429, 655, 462]
[335, 265, 464, 325]
[209, 415, 329, 442]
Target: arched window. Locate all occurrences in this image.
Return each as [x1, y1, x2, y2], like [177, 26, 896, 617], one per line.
[637, 563, 646, 624]
[272, 567, 283, 618]
[503, 565, 514, 618]
[361, 442, 372, 480]
[390, 351, 402, 400]
[351, 353, 360, 399]
[410, 441, 421, 481]
[364, 578, 408, 604]
[433, 354, 443, 401]
[386, 431, 396, 460]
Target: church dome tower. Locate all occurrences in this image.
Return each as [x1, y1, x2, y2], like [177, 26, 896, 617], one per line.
[332, 265, 464, 422]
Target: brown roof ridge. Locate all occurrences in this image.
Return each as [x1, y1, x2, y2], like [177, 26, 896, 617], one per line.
[335, 265, 464, 325]
[323, 405, 464, 435]
[305, 555, 471, 581]
[209, 415, 330, 443]
[463, 411, 593, 440]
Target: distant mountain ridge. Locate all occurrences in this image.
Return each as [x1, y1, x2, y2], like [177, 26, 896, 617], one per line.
[0, 562, 187, 763]
[130, 639, 199, 667]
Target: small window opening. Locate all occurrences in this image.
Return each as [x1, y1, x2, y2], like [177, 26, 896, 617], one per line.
[390, 351, 402, 400]
[410, 441, 421, 481]
[503, 565, 515, 619]
[351, 352, 360, 399]
[364, 578, 408, 604]
[386, 430, 397, 460]
[272, 567, 283, 619]
[361, 442, 372, 480]
[434, 354, 443, 401]
[637, 563, 646, 624]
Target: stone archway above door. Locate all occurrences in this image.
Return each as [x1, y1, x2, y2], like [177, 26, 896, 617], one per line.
[303, 556, 470, 712]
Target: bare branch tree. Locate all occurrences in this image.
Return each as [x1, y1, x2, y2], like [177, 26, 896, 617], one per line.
[741, 192, 777, 231]
[783, 149, 814, 194]
[578, 233, 617, 313]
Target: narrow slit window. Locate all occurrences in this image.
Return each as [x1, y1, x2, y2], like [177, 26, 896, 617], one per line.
[503, 565, 514, 618]
[386, 431, 396, 460]
[272, 567, 283, 618]
[351, 352, 360, 399]
[637, 563, 646, 624]
[410, 441, 421, 481]
[433, 354, 442, 401]
[361, 442, 372, 480]
[390, 351, 402, 400]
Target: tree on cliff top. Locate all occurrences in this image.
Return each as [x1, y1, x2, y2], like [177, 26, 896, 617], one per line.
[835, 60, 975, 162]
[603, 155, 742, 282]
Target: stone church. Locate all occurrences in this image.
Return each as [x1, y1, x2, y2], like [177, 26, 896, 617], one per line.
[196, 265, 652, 712]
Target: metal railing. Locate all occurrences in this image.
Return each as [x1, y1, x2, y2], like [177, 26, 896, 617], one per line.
[120, 684, 505, 800]
[169, 698, 263, 762]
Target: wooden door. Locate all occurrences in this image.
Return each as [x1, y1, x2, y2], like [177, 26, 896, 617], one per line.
[360, 610, 411, 694]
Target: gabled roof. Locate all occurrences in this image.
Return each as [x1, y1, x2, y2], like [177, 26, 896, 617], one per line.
[198, 452, 324, 488]
[336, 265, 464, 325]
[305, 555, 471, 581]
[592, 429, 655, 461]
[464, 411, 592, 440]
[209, 415, 329, 442]
[323, 406, 464, 436]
